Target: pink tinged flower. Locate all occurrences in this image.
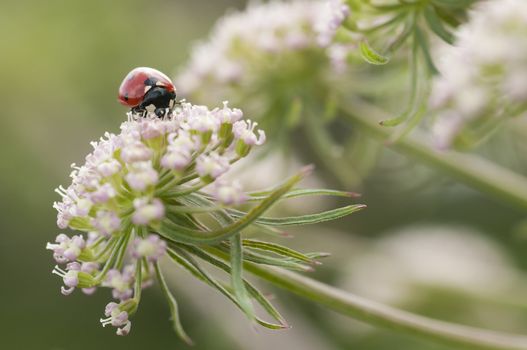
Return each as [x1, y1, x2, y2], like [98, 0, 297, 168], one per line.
[96, 158, 122, 177]
[81, 262, 99, 273]
[116, 321, 132, 336]
[70, 166, 101, 191]
[233, 120, 266, 146]
[89, 183, 117, 204]
[120, 121, 141, 140]
[46, 233, 86, 263]
[82, 287, 97, 295]
[80, 262, 100, 295]
[120, 141, 153, 164]
[141, 275, 155, 289]
[188, 106, 220, 133]
[72, 198, 93, 217]
[196, 152, 230, 179]
[54, 200, 73, 229]
[86, 231, 99, 245]
[161, 132, 198, 171]
[315, 0, 350, 47]
[212, 180, 248, 205]
[160, 151, 192, 171]
[285, 31, 310, 49]
[328, 0, 350, 29]
[125, 162, 159, 191]
[139, 119, 168, 139]
[131, 234, 167, 262]
[51, 262, 81, 295]
[91, 210, 121, 236]
[102, 266, 134, 301]
[167, 131, 198, 150]
[132, 197, 165, 225]
[328, 44, 351, 73]
[215, 60, 244, 83]
[54, 186, 83, 228]
[213, 101, 244, 124]
[100, 302, 132, 336]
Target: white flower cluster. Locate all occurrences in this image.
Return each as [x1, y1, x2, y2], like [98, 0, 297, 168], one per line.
[430, 0, 527, 149]
[176, 0, 350, 96]
[47, 101, 265, 335]
[340, 226, 518, 307]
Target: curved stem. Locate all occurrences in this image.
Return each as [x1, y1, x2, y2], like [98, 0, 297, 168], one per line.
[249, 264, 527, 350]
[204, 245, 527, 350]
[340, 98, 527, 212]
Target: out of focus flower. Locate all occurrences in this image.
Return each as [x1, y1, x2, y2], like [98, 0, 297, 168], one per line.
[130, 234, 167, 262]
[47, 101, 361, 341]
[430, 0, 527, 149]
[340, 225, 518, 307]
[175, 1, 383, 188]
[176, 0, 351, 100]
[211, 180, 247, 206]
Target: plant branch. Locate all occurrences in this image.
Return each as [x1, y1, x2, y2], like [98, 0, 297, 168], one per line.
[205, 246, 527, 350]
[340, 98, 527, 212]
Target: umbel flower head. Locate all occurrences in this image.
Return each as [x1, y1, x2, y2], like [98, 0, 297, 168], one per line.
[175, 0, 374, 188]
[176, 0, 350, 112]
[47, 102, 364, 341]
[430, 0, 527, 149]
[177, 0, 350, 90]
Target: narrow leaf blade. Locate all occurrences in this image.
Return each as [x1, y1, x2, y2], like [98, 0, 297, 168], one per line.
[153, 262, 193, 346]
[360, 40, 390, 65]
[229, 204, 366, 227]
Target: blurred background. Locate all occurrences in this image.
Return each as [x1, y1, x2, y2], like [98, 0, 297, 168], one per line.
[2, 0, 527, 349]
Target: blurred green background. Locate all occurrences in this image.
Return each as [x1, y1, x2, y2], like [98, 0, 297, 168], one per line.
[2, 1, 527, 349]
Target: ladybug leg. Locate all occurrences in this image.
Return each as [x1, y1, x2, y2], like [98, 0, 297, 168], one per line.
[130, 106, 146, 118]
[154, 108, 167, 118]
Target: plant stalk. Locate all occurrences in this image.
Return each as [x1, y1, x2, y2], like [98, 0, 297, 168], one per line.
[204, 246, 527, 349]
[249, 263, 527, 350]
[341, 98, 527, 212]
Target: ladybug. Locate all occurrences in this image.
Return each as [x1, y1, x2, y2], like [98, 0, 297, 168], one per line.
[118, 67, 177, 117]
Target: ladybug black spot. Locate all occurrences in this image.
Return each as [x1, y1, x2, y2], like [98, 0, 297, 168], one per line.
[144, 77, 157, 86]
[124, 94, 129, 101]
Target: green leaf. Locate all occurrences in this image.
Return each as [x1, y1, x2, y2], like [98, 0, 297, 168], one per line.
[415, 27, 440, 75]
[177, 243, 288, 328]
[251, 223, 291, 238]
[424, 6, 454, 44]
[380, 31, 425, 127]
[218, 243, 315, 272]
[242, 239, 318, 264]
[386, 21, 413, 53]
[230, 233, 256, 322]
[305, 252, 331, 259]
[167, 247, 287, 329]
[155, 167, 312, 244]
[360, 40, 389, 65]
[153, 262, 193, 345]
[228, 204, 366, 227]
[248, 188, 360, 201]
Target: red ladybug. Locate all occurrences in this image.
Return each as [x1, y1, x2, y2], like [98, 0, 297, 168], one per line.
[118, 67, 177, 117]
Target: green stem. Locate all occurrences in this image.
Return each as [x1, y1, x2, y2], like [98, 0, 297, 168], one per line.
[340, 98, 527, 212]
[205, 246, 527, 350]
[154, 261, 193, 346]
